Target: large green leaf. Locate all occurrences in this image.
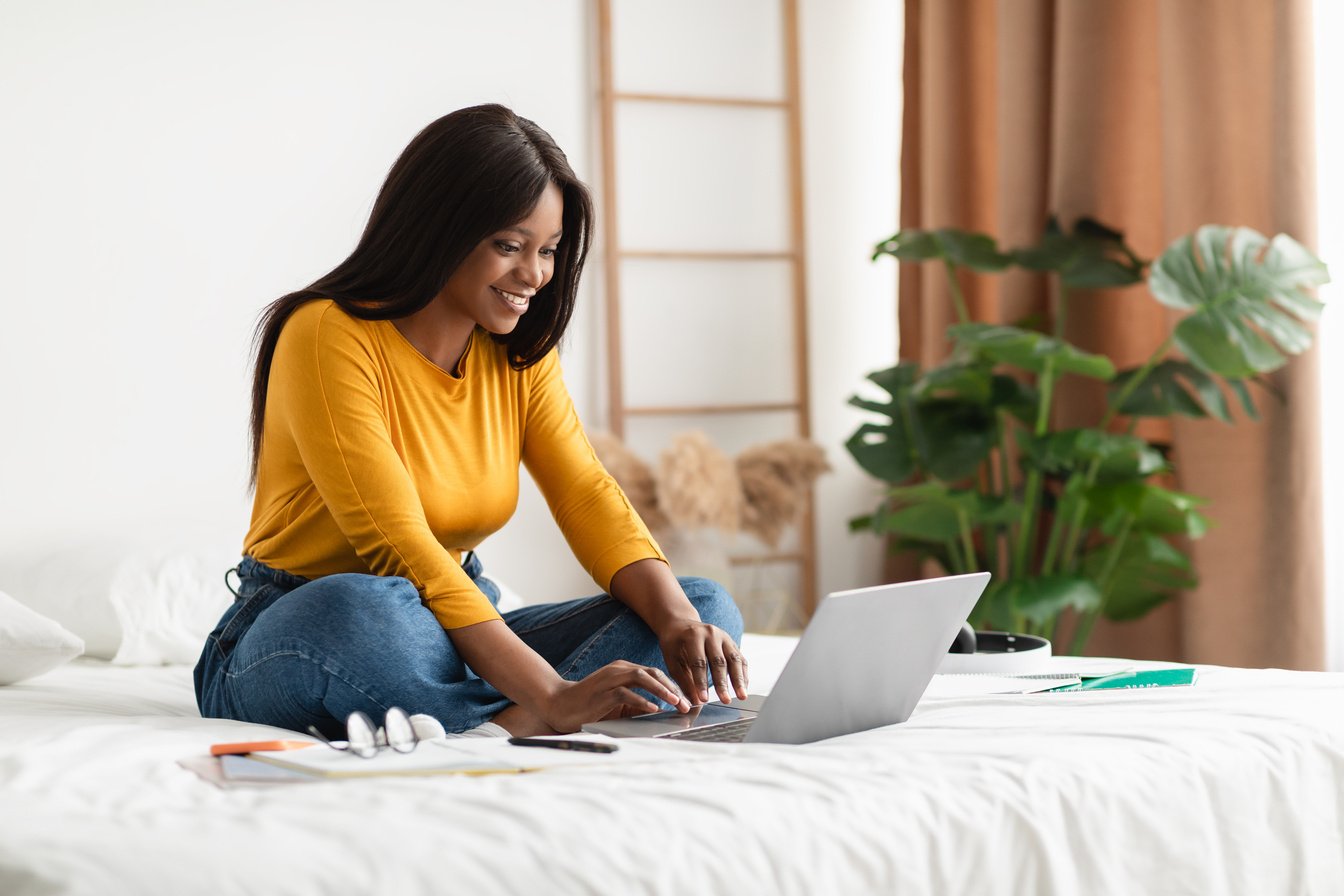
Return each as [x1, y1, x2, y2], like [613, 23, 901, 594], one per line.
[990, 374, 1039, 424]
[1149, 226, 1329, 378]
[913, 362, 994, 404]
[1083, 534, 1197, 621]
[872, 483, 1019, 544]
[846, 362, 1000, 485]
[873, 228, 1012, 272]
[850, 506, 957, 575]
[846, 422, 917, 485]
[1109, 360, 1240, 422]
[866, 362, 921, 398]
[949, 323, 1117, 380]
[1174, 305, 1295, 378]
[876, 502, 964, 543]
[998, 575, 1104, 627]
[1018, 429, 1168, 481]
[913, 363, 1038, 424]
[910, 364, 1017, 480]
[909, 400, 999, 482]
[1226, 379, 1262, 420]
[1012, 217, 1147, 289]
[845, 364, 921, 483]
[885, 483, 1019, 524]
[1083, 482, 1209, 538]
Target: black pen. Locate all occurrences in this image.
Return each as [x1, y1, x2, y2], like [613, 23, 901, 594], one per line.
[507, 737, 619, 754]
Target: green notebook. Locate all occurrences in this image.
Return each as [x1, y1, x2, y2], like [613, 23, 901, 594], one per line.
[1052, 667, 1198, 691]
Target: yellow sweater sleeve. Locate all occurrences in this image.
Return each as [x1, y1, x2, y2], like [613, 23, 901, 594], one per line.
[264, 304, 501, 629]
[521, 351, 666, 589]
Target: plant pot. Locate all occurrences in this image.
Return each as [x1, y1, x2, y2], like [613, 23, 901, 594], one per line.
[937, 631, 1053, 674]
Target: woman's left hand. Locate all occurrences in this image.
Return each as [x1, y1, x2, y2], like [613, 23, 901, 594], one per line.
[658, 620, 749, 705]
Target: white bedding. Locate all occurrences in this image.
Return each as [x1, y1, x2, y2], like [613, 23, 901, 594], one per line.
[2, 635, 1343, 896]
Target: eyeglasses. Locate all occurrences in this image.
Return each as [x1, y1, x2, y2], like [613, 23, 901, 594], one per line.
[308, 707, 420, 759]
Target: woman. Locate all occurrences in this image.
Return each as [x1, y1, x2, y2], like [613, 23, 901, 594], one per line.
[194, 104, 747, 739]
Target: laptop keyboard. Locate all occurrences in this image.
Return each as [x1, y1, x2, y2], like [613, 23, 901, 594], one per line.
[662, 718, 754, 743]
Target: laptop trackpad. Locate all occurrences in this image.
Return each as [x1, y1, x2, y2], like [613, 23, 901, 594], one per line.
[582, 699, 761, 738]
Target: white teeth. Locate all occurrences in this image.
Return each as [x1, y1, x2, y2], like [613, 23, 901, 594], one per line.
[494, 288, 530, 307]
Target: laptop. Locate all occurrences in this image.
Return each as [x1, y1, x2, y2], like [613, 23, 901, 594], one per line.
[582, 572, 990, 745]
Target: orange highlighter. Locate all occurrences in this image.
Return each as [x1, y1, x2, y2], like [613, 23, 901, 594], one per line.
[210, 740, 316, 756]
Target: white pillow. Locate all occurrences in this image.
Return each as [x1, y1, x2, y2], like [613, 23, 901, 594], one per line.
[108, 549, 237, 666]
[0, 590, 85, 684]
[0, 541, 238, 664]
[0, 542, 127, 659]
[1, 544, 519, 664]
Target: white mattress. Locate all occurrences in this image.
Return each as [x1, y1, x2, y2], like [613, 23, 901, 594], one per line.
[2, 635, 1342, 896]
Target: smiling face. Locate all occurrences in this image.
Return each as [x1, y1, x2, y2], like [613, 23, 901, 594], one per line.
[435, 182, 564, 337]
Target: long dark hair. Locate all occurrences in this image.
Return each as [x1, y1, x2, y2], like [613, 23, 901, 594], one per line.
[247, 104, 594, 485]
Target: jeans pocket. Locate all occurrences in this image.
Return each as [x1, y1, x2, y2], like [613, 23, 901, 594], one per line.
[214, 581, 285, 657]
[196, 581, 289, 717]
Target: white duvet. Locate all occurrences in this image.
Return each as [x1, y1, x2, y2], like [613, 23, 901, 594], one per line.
[2, 636, 1342, 896]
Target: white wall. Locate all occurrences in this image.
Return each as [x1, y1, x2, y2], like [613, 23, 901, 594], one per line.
[0, 0, 599, 596]
[0, 1, 900, 609]
[798, 0, 901, 599]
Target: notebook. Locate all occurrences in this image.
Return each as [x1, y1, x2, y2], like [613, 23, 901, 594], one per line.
[244, 735, 664, 779]
[582, 572, 991, 745]
[925, 672, 1082, 697]
[1051, 667, 1198, 691]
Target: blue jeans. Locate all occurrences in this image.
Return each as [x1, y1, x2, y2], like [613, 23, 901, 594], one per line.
[193, 554, 743, 737]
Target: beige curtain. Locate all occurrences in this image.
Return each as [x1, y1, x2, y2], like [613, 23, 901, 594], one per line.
[899, 0, 1323, 669]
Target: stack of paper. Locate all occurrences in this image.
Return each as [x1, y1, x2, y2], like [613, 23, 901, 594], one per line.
[925, 665, 1199, 699]
[925, 673, 1081, 698]
[179, 734, 684, 787]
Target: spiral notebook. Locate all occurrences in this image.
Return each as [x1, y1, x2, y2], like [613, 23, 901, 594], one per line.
[1051, 667, 1198, 691]
[928, 666, 1197, 698]
[926, 673, 1081, 697]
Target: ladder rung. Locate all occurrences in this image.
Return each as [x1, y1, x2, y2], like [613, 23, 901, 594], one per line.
[625, 402, 799, 417]
[615, 91, 787, 109]
[729, 552, 803, 566]
[621, 250, 796, 262]
[599, 0, 816, 621]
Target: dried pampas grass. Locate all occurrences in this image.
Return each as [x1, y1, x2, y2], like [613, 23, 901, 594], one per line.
[737, 439, 831, 546]
[656, 431, 742, 532]
[588, 431, 669, 532]
[590, 430, 829, 545]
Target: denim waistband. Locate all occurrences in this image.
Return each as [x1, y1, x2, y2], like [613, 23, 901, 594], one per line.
[236, 555, 310, 590]
[235, 551, 482, 594]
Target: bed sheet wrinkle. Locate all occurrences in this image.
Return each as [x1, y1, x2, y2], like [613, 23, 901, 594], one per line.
[3, 654, 1344, 895]
[1216, 737, 1341, 891]
[1034, 772, 1105, 895]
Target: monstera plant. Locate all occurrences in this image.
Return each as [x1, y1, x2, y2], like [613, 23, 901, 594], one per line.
[846, 219, 1329, 653]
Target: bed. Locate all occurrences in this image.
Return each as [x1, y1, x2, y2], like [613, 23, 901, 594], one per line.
[3, 622, 1344, 895]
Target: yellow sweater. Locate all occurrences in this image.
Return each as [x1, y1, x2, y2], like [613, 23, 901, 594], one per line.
[244, 300, 664, 629]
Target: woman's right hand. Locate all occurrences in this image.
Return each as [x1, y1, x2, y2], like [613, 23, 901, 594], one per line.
[543, 661, 690, 733]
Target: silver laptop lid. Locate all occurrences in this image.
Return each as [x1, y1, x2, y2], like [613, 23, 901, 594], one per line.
[745, 572, 990, 745]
